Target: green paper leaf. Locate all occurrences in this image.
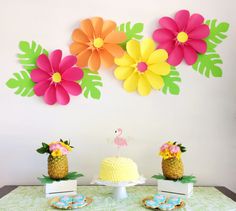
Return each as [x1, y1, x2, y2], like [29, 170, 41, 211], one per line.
[118, 22, 144, 49]
[18, 40, 48, 73]
[6, 70, 35, 97]
[79, 68, 103, 100]
[162, 67, 181, 95]
[38, 172, 84, 184]
[205, 19, 230, 50]
[152, 174, 166, 180]
[192, 49, 223, 78]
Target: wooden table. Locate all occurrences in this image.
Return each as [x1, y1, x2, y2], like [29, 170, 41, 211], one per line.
[0, 185, 235, 201]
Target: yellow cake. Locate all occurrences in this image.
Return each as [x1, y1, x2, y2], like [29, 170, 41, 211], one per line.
[98, 156, 140, 182]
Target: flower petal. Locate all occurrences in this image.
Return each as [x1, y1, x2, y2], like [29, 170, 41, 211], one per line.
[30, 69, 50, 82]
[80, 18, 94, 39]
[104, 31, 126, 43]
[188, 39, 207, 54]
[183, 46, 198, 65]
[114, 53, 135, 66]
[174, 10, 190, 31]
[99, 49, 114, 68]
[70, 42, 88, 55]
[126, 40, 140, 61]
[188, 24, 210, 39]
[56, 85, 70, 105]
[145, 70, 164, 90]
[186, 13, 204, 33]
[123, 71, 139, 92]
[34, 80, 51, 96]
[91, 17, 103, 37]
[72, 29, 89, 43]
[59, 55, 77, 73]
[50, 49, 62, 72]
[159, 17, 178, 32]
[103, 43, 124, 57]
[76, 49, 92, 67]
[153, 29, 174, 43]
[157, 41, 175, 54]
[102, 20, 116, 38]
[114, 66, 134, 80]
[62, 67, 84, 81]
[88, 50, 101, 71]
[149, 62, 170, 76]
[44, 85, 56, 105]
[61, 81, 82, 96]
[137, 75, 151, 96]
[168, 46, 184, 66]
[140, 38, 155, 61]
[148, 49, 168, 64]
[36, 54, 52, 73]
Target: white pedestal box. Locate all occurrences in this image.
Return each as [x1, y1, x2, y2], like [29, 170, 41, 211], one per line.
[157, 179, 193, 198]
[45, 180, 77, 198]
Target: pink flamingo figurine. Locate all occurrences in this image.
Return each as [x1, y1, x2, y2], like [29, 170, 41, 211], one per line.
[114, 128, 128, 148]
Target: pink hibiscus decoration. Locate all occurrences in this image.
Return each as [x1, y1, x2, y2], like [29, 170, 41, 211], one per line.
[30, 49, 84, 105]
[153, 10, 210, 66]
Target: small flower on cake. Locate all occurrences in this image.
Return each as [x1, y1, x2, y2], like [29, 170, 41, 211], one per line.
[30, 49, 84, 105]
[114, 38, 170, 96]
[152, 10, 210, 66]
[70, 17, 127, 71]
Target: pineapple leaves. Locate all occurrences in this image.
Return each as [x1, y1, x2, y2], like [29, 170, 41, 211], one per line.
[36, 142, 50, 154]
[162, 67, 181, 95]
[118, 22, 144, 49]
[79, 68, 103, 100]
[18, 40, 48, 73]
[192, 19, 229, 78]
[38, 172, 84, 184]
[6, 70, 35, 97]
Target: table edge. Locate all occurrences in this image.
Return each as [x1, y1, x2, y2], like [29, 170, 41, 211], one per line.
[0, 185, 235, 202]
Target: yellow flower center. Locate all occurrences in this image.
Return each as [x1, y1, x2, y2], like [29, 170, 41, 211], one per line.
[93, 38, 104, 48]
[52, 72, 62, 83]
[177, 32, 188, 43]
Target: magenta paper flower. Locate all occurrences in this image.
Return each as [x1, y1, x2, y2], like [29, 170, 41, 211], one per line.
[30, 49, 84, 105]
[153, 10, 210, 66]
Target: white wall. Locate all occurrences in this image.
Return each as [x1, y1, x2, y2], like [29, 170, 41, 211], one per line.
[0, 0, 236, 192]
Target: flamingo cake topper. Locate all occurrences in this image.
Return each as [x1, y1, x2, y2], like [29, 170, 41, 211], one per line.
[114, 128, 127, 156]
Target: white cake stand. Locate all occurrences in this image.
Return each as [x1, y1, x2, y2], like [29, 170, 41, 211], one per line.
[91, 176, 146, 200]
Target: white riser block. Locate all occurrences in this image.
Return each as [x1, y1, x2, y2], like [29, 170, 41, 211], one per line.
[45, 180, 77, 198]
[157, 179, 193, 198]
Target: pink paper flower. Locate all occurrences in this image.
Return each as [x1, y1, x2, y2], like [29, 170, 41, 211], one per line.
[30, 49, 84, 105]
[169, 145, 180, 154]
[153, 10, 210, 66]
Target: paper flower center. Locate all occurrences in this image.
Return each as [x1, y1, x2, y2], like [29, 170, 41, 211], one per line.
[137, 62, 148, 72]
[177, 32, 188, 43]
[93, 38, 104, 48]
[52, 72, 62, 83]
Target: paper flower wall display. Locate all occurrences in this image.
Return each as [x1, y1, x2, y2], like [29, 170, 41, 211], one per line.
[70, 17, 127, 71]
[153, 10, 210, 66]
[5, 12, 230, 103]
[114, 38, 170, 96]
[30, 50, 83, 105]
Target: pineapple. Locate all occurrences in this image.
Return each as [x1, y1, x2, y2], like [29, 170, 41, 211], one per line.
[37, 139, 73, 180]
[159, 141, 186, 180]
[48, 155, 68, 179]
[162, 157, 183, 180]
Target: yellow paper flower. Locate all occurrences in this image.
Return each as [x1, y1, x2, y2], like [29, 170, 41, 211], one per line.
[51, 149, 62, 157]
[60, 142, 72, 151]
[114, 38, 170, 96]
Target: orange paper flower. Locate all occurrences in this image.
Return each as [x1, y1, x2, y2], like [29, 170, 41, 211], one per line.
[70, 17, 127, 71]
